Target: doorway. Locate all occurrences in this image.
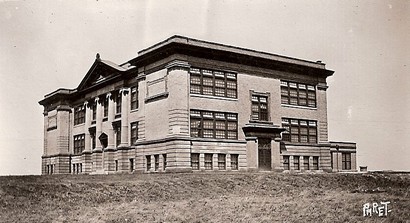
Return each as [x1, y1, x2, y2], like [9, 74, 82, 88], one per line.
[258, 138, 271, 170]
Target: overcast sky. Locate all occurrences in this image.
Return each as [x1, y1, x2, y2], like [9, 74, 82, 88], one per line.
[0, 0, 409, 175]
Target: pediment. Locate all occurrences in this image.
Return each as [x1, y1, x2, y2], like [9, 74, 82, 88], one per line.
[77, 55, 128, 91]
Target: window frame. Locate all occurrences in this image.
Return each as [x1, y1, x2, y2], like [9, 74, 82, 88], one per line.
[116, 92, 122, 114]
[294, 156, 300, 170]
[251, 94, 269, 121]
[190, 110, 238, 140]
[191, 153, 200, 170]
[312, 156, 319, 170]
[230, 154, 239, 170]
[73, 105, 85, 125]
[204, 153, 213, 170]
[103, 97, 109, 118]
[342, 153, 352, 170]
[130, 122, 138, 146]
[283, 156, 290, 170]
[281, 80, 316, 108]
[73, 134, 85, 155]
[281, 118, 317, 143]
[130, 85, 138, 110]
[218, 154, 226, 170]
[303, 156, 310, 170]
[189, 67, 237, 99]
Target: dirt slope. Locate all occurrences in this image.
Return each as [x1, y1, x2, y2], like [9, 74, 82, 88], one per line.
[0, 172, 409, 222]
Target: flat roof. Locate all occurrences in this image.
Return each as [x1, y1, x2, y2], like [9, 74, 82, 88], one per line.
[138, 35, 327, 70]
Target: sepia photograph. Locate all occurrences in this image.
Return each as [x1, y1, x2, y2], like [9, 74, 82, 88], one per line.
[0, 0, 409, 222]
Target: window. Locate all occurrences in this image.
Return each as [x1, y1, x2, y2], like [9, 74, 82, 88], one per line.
[74, 105, 85, 125]
[191, 153, 199, 170]
[92, 103, 97, 121]
[146, 156, 151, 171]
[115, 160, 118, 171]
[342, 153, 351, 170]
[115, 125, 121, 147]
[90, 132, 96, 150]
[190, 110, 238, 139]
[231, 154, 238, 170]
[283, 156, 290, 170]
[281, 118, 317, 143]
[205, 154, 213, 170]
[130, 158, 134, 172]
[304, 156, 310, 170]
[73, 134, 85, 154]
[190, 67, 237, 98]
[116, 93, 122, 114]
[154, 155, 159, 171]
[281, 80, 316, 107]
[294, 156, 300, 170]
[103, 97, 109, 118]
[312, 156, 319, 170]
[218, 154, 226, 170]
[131, 85, 138, 110]
[130, 122, 138, 145]
[251, 95, 269, 121]
[163, 154, 167, 171]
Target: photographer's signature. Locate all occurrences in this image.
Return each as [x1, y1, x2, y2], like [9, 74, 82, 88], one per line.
[363, 201, 391, 217]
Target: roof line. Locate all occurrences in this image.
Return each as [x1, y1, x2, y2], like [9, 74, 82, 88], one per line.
[138, 35, 328, 69]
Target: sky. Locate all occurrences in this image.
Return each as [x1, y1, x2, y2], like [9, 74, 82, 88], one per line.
[0, 0, 409, 175]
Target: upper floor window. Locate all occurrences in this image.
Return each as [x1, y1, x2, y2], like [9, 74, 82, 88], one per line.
[190, 110, 238, 139]
[282, 118, 317, 143]
[251, 95, 268, 121]
[73, 134, 85, 155]
[190, 67, 237, 98]
[281, 81, 316, 108]
[92, 103, 96, 121]
[130, 122, 138, 145]
[73, 106, 85, 125]
[342, 153, 352, 170]
[131, 85, 138, 110]
[103, 97, 109, 117]
[116, 93, 122, 114]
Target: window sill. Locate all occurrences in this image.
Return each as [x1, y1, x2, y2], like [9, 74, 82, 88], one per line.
[130, 109, 139, 113]
[73, 123, 85, 128]
[190, 94, 238, 101]
[281, 104, 317, 110]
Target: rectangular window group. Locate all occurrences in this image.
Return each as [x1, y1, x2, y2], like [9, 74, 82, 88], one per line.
[281, 118, 317, 143]
[73, 134, 85, 154]
[251, 95, 268, 121]
[74, 106, 85, 125]
[283, 155, 318, 170]
[191, 153, 238, 171]
[281, 80, 316, 107]
[190, 110, 238, 139]
[190, 67, 237, 98]
[342, 153, 352, 170]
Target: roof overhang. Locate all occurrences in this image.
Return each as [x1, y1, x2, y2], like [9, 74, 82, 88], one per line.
[130, 35, 334, 78]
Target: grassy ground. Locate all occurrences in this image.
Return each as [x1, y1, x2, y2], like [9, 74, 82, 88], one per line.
[0, 172, 409, 222]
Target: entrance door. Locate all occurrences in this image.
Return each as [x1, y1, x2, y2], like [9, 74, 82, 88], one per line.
[258, 138, 271, 170]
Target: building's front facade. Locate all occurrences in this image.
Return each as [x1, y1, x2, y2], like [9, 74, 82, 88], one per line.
[39, 36, 357, 175]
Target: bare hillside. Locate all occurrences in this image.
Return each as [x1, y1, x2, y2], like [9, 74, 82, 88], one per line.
[0, 172, 409, 222]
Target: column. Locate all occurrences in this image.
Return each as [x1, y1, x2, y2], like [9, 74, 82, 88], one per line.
[107, 93, 115, 149]
[84, 101, 91, 152]
[119, 88, 130, 147]
[271, 138, 282, 171]
[92, 96, 103, 172]
[245, 137, 258, 171]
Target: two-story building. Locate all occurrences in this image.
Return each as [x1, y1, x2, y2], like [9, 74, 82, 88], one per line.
[39, 36, 357, 175]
